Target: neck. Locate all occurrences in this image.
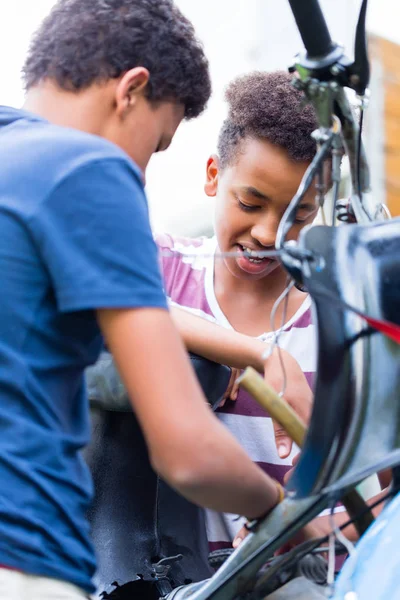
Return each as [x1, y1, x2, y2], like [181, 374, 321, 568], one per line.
[23, 80, 112, 136]
[213, 251, 307, 336]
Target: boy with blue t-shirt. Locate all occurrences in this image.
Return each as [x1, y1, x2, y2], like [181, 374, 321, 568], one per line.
[0, 1, 287, 597]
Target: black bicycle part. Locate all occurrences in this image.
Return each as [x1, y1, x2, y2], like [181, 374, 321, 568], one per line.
[208, 549, 235, 570]
[288, 0, 334, 59]
[349, 0, 370, 95]
[252, 540, 336, 600]
[288, 0, 370, 98]
[275, 133, 334, 253]
[152, 555, 184, 597]
[256, 556, 327, 598]
[391, 466, 400, 494]
[357, 106, 365, 205]
[254, 491, 397, 600]
[286, 219, 400, 499]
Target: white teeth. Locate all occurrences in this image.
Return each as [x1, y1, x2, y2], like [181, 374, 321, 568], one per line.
[241, 245, 263, 259]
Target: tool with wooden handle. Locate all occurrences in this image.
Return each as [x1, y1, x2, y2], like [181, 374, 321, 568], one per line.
[238, 366, 374, 537]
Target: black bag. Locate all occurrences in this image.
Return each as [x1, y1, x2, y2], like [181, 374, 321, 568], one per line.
[85, 352, 231, 594]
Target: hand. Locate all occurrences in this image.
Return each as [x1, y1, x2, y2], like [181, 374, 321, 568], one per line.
[219, 367, 241, 407]
[233, 523, 250, 548]
[275, 519, 329, 555]
[277, 454, 330, 553]
[283, 452, 300, 486]
[263, 348, 312, 459]
[232, 512, 327, 552]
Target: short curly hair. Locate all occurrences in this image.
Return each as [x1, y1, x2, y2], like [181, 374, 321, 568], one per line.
[218, 71, 318, 167]
[22, 0, 211, 120]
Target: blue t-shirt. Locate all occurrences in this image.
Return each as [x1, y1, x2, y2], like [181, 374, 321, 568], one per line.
[0, 106, 167, 592]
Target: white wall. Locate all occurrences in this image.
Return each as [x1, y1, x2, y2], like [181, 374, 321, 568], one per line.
[0, 2, 56, 108]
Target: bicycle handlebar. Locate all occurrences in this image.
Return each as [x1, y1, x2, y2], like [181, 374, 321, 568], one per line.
[288, 0, 334, 59]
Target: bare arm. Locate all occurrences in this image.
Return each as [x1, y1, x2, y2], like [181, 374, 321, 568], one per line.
[170, 306, 312, 428]
[304, 487, 389, 543]
[97, 307, 280, 518]
[170, 306, 266, 372]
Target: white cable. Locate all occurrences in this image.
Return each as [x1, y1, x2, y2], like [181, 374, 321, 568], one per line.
[263, 278, 295, 397]
[327, 531, 336, 587]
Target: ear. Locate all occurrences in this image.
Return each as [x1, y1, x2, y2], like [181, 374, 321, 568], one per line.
[204, 154, 220, 197]
[115, 67, 150, 117]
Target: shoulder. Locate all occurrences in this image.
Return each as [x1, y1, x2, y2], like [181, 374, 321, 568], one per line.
[155, 233, 208, 250]
[287, 297, 314, 331]
[8, 111, 143, 192]
[43, 124, 143, 185]
[155, 234, 215, 269]
[155, 234, 215, 307]
[155, 233, 214, 273]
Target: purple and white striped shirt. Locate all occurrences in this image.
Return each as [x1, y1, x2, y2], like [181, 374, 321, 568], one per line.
[156, 233, 317, 550]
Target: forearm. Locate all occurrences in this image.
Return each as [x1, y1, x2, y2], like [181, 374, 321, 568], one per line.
[170, 306, 267, 372]
[98, 307, 279, 517]
[161, 414, 281, 518]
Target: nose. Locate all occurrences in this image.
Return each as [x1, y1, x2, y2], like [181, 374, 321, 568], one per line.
[250, 214, 280, 248]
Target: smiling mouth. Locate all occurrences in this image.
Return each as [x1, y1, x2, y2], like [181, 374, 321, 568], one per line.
[237, 244, 273, 263]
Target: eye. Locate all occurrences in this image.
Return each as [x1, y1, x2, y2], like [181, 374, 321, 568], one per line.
[236, 197, 260, 212]
[294, 210, 315, 224]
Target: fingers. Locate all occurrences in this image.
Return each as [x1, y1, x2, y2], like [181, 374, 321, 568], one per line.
[283, 451, 301, 485]
[283, 452, 301, 484]
[229, 376, 240, 401]
[283, 468, 293, 486]
[221, 368, 241, 406]
[292, 452, 301, 467]
[218, 398, 227, 408]
[290, 391, 312, 426]
[264, 348, 313, 426]
[220, 373, 234, 407]
[232, 525, 248, 549]
[272, 420, 293, 459]
[282, 376, 312, 425]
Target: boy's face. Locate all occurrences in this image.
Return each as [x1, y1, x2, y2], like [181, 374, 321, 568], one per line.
[205, 137, 319, 281]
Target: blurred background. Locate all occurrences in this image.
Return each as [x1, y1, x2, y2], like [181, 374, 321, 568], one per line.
[1, 0, 399, 235]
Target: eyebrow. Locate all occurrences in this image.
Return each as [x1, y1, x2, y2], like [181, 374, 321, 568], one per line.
[243, 186, 317, 212]
[241, 187, 316, 212]
[241, 186, 270, 201]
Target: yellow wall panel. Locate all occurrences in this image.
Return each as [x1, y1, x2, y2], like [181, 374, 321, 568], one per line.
[369, 35, 400, 216]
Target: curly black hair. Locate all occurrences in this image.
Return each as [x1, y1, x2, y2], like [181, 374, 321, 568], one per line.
[22, 0, 211, 119]
[217, 71, 318, 167]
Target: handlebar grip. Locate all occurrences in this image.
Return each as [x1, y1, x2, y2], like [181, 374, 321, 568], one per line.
[288, 0, 334, 59]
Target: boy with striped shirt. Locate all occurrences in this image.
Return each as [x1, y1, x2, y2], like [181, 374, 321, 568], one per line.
[156, 71, 320, 549]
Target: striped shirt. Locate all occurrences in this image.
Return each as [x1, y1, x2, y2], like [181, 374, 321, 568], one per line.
[156, 233, 317, 550]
